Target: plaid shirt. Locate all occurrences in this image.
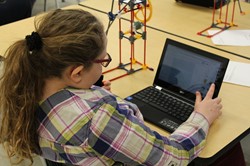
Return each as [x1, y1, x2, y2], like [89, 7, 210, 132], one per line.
[37, 86, 209, 166]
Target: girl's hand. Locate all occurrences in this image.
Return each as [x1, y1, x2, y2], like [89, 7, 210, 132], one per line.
[194, 83, 222, 125]
[102, 80, 111, 91]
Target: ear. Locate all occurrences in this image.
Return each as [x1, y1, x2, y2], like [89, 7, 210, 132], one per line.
[69, 65, 84, 83]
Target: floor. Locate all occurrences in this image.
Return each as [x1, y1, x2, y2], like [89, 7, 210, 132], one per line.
[0, 0, 249, 165]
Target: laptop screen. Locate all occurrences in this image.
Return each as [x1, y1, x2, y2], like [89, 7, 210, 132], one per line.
[154, 39, 229, 101]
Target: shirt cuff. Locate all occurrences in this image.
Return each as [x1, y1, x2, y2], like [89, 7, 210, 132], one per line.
[185, 111, 210, 135]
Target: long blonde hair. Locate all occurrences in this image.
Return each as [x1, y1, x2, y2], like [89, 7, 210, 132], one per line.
[0, 9, 105, 164]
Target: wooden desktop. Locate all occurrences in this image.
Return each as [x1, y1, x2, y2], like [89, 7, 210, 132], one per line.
[79, 0, 250, 60]
[0, 2, 250, 165]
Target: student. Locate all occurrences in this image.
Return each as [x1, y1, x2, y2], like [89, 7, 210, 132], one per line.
[0, 9, 223, 165]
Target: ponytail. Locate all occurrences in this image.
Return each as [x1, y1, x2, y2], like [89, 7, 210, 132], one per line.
[0, 38, 41, 164]
[0, 8, 105, 164]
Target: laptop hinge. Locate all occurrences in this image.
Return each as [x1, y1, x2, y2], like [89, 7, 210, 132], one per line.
[155, 86, 162, 90]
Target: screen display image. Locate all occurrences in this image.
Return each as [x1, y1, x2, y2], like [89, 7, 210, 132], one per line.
[154, 39, 229, 100]
[158, 45, 222, 98]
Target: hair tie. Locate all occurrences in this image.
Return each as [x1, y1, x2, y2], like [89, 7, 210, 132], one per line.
[25, 32, 43, 52]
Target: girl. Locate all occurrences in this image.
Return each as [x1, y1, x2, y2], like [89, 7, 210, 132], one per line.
[0, 9, 222, 166]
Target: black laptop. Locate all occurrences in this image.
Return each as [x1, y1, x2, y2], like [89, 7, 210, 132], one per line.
[125, 38, 229, 133]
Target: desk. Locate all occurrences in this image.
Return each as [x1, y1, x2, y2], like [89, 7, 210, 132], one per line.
[0, 3, 250, 165]
[103, 21, 250, 165]
[79, 0, 250, 60]
[78, 1, 250, 164]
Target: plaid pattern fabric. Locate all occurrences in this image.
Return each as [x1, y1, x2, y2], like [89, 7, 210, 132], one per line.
[37, 86, 209, 166]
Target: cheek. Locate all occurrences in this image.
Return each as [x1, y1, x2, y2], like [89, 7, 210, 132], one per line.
[93, 65, 103, 82]
[96, 66, 103, 78]
[98, 65, 103, 74]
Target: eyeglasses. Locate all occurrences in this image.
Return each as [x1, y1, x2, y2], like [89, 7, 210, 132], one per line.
[93, 53, 112, 67]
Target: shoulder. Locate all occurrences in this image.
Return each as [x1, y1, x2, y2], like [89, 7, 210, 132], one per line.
[67, 86, 116, 103]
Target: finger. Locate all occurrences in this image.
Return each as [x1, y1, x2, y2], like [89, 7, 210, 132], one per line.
[195, 91, 202, 105]
[105, 86, 111, 91]
[215, 97, 222, 104]
[218, 110, 222, 116]
[218, 104, 222, 111]
[213, 103, 222, 114]
[103, 80, 111, 86]
[205, 83, 215, 99]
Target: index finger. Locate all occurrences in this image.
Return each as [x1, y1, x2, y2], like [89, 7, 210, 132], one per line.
[205, 83, 215, 99]
[103, 80, 111, 86]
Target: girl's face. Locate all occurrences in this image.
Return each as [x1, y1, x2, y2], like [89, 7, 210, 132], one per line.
[81, 50, 108, 88]
[79, 37, 110, 89]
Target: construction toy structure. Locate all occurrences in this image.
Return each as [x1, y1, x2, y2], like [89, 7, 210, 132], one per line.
[197, 0, 246, 38]
[104, 0, 153, 81]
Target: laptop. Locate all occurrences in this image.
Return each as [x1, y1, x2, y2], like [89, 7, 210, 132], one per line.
[125, 38, 229, 133]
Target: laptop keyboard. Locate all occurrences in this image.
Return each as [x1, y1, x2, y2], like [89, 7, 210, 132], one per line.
[133, 86, 194, 122]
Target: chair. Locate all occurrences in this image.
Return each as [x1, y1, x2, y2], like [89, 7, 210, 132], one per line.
[45, 159, 64, 166]
[45, 159, 74, 166]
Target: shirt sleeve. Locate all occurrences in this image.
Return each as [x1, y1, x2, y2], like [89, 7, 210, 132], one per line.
[88, 96, 209, 166]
